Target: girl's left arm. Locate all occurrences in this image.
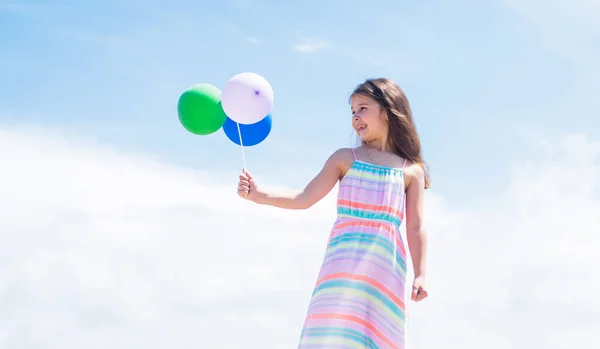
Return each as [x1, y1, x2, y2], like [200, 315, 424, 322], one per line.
[405, 164, 427, 278]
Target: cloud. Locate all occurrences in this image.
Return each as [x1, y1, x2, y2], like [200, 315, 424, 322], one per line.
[292, 37, 330, 53]
[411, 133, 600, 348]
[289, 36, 386, 67]
[247, 36, 260, 44]
[0, 124, 338, 348]
[1, 124, 598, 348]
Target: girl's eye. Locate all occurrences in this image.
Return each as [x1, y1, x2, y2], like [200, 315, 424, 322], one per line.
[352, 107, 367, 116]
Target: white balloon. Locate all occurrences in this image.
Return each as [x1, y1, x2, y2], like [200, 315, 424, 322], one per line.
[221, 72, 274, 124]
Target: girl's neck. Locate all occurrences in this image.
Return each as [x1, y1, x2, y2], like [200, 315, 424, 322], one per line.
[365, 138, 391, 153]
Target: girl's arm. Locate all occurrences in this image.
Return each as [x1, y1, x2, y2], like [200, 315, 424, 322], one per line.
[405, 164, 428, 278]
[243, 149, 350, 210]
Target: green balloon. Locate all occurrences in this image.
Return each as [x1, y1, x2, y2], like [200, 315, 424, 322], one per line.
[177, 84, 227, 135]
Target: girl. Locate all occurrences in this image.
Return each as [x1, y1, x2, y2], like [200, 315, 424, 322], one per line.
[237, 78, 429, 349]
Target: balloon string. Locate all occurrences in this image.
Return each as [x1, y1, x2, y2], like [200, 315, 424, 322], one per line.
[236, 122, 247, 171]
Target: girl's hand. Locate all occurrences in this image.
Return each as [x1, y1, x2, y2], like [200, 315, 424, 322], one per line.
[238, 170, 261, 202]
[235, 148, 348, 210]
[411, 275, 428, 302]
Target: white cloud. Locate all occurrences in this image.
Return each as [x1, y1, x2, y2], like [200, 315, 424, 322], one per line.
[292, 37, 330, 53]
[412, 133, 600, 348]
[289, 36, 387, 67]
[1, 124, 598, 348]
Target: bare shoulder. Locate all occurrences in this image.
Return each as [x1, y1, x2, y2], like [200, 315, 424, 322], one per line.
[330, 148, 355, 162]
[403, 161, 425, 189]
[327, 148, 356, 176]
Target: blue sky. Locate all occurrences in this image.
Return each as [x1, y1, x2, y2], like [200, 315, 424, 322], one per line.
[2, 0, 597, 203]
[1, 1, 599, 348]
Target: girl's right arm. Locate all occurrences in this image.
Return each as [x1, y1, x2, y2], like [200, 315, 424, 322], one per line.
[238, 149, 350, 210]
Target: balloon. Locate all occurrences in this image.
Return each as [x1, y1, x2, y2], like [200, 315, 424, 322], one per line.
[177, 84, 227, 135]
[221, 72, 274, 125]
[223, 114, 272, 147]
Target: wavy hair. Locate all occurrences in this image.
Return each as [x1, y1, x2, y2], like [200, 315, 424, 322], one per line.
[351, 78, 431, 189]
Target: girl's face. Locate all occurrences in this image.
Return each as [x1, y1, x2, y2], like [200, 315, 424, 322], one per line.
[350, 94, 388, 142]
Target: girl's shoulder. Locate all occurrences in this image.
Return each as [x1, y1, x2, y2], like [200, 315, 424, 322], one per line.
[330, 147, 356, 161]
[402, 160, 425, 188]
[326, 148, 356, 173]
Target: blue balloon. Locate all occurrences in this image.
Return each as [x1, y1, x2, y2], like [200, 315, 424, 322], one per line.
[223, 113, 272, 147]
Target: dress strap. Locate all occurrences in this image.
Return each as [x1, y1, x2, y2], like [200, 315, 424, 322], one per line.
[402, 158, 407, 168]
[351, 148, 357, 160]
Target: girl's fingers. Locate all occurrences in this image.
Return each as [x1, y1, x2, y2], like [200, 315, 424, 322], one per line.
[237, 173, 253, 199]
[414, 288, 428, 302]
[411, 286, 419, 301]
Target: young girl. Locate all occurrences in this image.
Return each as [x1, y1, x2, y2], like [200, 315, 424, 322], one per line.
[237, 78, 429, 349]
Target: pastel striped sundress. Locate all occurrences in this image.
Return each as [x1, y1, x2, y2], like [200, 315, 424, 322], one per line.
[298, 148, 408, 349]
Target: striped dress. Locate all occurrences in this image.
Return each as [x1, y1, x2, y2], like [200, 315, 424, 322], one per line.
[298, 148, 408, 349]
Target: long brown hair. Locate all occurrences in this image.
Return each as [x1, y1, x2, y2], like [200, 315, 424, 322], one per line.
[351, 78, 431, 189]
